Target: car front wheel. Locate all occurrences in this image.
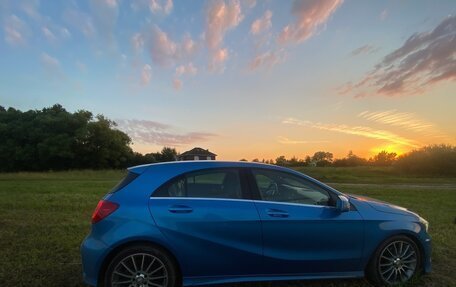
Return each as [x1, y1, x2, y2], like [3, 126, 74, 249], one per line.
[104, 244, 179, 287]
[367, 235, 421, 286]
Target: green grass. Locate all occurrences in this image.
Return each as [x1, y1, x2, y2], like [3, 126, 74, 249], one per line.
[0, 168, 455, 286]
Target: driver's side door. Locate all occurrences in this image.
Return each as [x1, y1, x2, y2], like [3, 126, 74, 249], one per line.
[249, 168, 364, 275]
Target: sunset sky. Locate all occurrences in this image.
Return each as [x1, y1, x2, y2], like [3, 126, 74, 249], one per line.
[1, 0, 455, 160]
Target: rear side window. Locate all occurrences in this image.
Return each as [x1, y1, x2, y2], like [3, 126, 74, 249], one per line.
[153, 169, 242, 199]
[110, 172, 139, 193]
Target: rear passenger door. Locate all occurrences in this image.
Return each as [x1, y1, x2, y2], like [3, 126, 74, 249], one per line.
[148, 168, 263, 278]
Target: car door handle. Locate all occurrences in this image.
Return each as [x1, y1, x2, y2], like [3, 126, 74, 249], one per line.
[266, 209, 289, 218]
[168, 205, 193, 213]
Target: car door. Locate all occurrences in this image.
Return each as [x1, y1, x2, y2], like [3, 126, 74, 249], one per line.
[249, 168, 364, 275]
[149, 168, 263, 278]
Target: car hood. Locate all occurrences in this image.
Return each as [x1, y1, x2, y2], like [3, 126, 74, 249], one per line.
[348, 194, 418, 217]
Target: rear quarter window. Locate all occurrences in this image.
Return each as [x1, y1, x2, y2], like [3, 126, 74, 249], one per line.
[110, 172, 139, 193]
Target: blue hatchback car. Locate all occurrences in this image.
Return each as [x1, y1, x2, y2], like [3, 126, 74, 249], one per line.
[81, 161, 431, 287]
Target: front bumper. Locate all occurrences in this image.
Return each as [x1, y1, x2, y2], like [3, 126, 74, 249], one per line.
[422, 234, 432, 273]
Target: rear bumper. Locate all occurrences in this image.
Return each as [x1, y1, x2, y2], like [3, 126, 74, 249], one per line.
[81, 234, 109, 286]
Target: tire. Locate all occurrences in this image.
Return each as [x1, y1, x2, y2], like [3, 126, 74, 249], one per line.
[366, 235, 422, 286]
[103, 244, 180, 287]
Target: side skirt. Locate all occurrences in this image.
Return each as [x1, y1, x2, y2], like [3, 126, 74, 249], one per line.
[183, 271, 365, 286]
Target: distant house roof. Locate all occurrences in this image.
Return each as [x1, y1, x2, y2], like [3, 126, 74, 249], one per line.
[179, 147, 217, 157]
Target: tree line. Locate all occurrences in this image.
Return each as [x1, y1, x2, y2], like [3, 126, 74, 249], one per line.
[0, 104, 177, 171]
[247, 144, 456, 176]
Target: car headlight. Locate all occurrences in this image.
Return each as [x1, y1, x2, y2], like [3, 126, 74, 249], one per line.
[419, 217, 429, 232]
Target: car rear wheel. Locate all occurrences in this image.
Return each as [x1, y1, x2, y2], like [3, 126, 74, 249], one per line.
[366, 235, 421, 286]
[104, 244, 179, 287]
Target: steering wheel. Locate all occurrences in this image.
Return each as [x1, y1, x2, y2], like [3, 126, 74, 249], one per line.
[264, 182, 279, 197]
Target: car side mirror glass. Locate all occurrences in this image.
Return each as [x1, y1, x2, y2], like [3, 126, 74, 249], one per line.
[336, 195, 350, 212]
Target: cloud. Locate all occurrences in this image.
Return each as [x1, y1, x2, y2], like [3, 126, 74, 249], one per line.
[3, 15, 29, 46]
[131, 33, 144, 52]
[251, 10, 272, 35]
[342, 15, 456, 97]
[278, 0, 343, 45]
[20, 0, 41, 21]
[182, 34, 197, 55]
[278, 136, 329, 144]
[173, 78, 182, 90]
[149, 25, 178, 65]
[149, 0, 173, 15]
[115, 119, 216, 146]
[148, 26, 197, 66]
[175, 63, 197, 76]
[40, 52, 60, 69]
[380, 9, 388, 21]
[89, 0, 119, 44]
[205, 0, 243, 70]
[63, 8, 96, 38]
[282, 117, 420, 148]
[42, 26, 57, 43]
[141, 64, 152, 85]
[350, 44, 379, 56]
[209, 48, 229, 72]
[358, 110, 449, 139]
[249, 49, 285, 71]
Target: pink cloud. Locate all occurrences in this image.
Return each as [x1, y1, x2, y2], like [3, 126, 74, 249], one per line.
[115, 119, 216, 146]
[342, 15, 456, 97]
[205, 0, 243, 71]
[380, 9, 388, 21]
[148, 26, 197, 66]
[149, 0, 173, 15]
[209, 48, 229, 72]
[350, 44, 379, 56]
[131, 33, 144, 52]
[251, 10, 272, 35]
[149, 25, 178, 65]
[175, 63, 197, 76]
[249, 49, 285, 71]
[278, 0, 343, 45]
[3, 15, 29, 46]
[205, 0, 243, 50]
[141, 64, 152, 85]
[173, 78, 182, 90]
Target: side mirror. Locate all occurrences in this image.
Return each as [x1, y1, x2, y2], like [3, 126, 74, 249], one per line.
[336, 195, 350, 212]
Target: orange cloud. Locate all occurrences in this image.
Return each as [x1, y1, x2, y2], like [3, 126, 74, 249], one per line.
[278, 0, 343, 45]
[282, 118, 421, 148]
[251, 10, 272, 35]
[278, 136, 329, 145]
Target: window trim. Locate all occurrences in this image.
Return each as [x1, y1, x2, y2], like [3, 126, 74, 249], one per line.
[246, 167, 338, 207]
[150, 167, 252, 200]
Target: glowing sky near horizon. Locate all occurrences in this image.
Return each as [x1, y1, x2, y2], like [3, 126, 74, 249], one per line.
[1, 0, 455, 160]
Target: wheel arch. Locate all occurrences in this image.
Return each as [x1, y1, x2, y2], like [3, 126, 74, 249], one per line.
[97, 239, 183, 287]
[365, 231, 425, 273]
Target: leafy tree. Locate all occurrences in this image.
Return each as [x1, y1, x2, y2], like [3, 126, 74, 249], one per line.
[370, 151, 397, 166]
[312, 151, 333, 167]
[333, 151, 368, 167]
[395, 145, 456, 176]
[275, 155, 287, 166]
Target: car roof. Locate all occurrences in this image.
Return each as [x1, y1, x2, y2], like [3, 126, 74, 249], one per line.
[128, 160, 286, 174]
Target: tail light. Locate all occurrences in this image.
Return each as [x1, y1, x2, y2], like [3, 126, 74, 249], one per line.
[91, 200, 119, 224]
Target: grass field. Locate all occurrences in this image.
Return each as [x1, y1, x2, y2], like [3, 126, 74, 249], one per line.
[0, 167, 455, 287]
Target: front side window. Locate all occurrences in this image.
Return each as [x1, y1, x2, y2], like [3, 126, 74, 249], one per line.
[252, 169, 332, 206]
[153, 169, 242, 199]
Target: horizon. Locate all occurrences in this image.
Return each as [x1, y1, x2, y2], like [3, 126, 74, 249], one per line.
[1, 0, 455, 160]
